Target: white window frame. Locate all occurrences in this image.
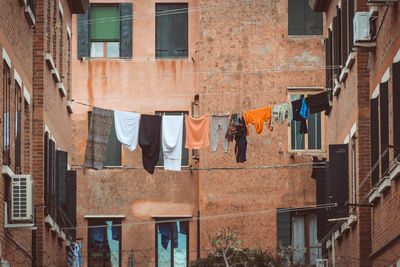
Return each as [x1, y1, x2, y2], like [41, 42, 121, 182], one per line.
[287, 88, 325, 152]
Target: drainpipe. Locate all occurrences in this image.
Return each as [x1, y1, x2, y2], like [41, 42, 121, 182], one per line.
[331, 235, 335, 267]
[197, 210, 200, 260]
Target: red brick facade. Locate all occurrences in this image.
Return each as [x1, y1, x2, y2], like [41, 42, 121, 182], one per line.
[1, 0, 87, 266]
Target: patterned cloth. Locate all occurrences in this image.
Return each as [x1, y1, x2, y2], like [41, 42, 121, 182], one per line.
[270, 103, 292, 130]
[84, 107, 114, 170]
[225, 114, 237, 142]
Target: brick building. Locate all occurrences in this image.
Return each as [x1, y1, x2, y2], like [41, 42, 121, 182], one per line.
[310, 0, 400, 266]
[70, 0, 325, 266]
[0, 0, 87, 266]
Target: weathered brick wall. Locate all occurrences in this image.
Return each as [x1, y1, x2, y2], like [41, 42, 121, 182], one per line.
[198, 0, 324, 254]
[0, 0, 34, 265]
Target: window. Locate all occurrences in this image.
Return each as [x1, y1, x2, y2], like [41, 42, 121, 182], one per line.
[3, 62, 11, 166]
[77, 3, 132, 59]
[288, 0, 322, 35]
[15, 83, 22, 173]
[88, 219, 122, 267]
[155, 220, 189, 267]
[277, 210, 320, 265]
[289, 93, 322, 151]
[90, 6, 120, 58]
[156, 112, 189, 167]
[393, 62, 400, 159]
[156, 4, 188, 58]
[370, 97, 379, 186]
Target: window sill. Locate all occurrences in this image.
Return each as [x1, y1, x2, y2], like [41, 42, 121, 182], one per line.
[2, 165, 14, 178]
[24, 6, 35, 26]
[368, 187, 380, 204]
[287, 34, 324, 38]
[155, 57, 189, 60]
[58, 83, 66, 97]
[66, 100, 74, 114]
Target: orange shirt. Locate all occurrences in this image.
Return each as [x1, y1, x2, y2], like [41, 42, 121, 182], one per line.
[244, 106, 272, 136]
[185, 115, 210, 149]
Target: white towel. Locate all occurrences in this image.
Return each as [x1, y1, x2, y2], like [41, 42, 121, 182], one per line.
[114, 110, 140, 151]
[162, 116, 183, 171]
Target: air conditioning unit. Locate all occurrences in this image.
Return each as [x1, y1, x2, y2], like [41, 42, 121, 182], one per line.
[11, 175, 34, 221]
[317, 259, 329, 267]
[353, 12, 371, 43]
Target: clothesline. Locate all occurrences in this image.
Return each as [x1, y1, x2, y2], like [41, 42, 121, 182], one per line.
[72, 162, 326, 170]
[60, 202, 338, 231]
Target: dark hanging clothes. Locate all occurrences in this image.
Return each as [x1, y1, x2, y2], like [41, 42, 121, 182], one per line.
[311, 156, 326, 179]
[158, 223, 178, 249]
[139, 115, 162, 174]
[305, 92, 331, 115]
[84, 107, 114, 170]
[291, 99, 308, 134]
[234, 116, 247, 163]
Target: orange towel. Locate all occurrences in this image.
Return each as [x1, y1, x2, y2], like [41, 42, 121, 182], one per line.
[244, 107, 272, 136]
[185, 115, 210, 149]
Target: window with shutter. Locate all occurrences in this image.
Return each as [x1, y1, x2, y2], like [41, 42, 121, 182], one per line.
[15, 84, 22, 173]
[370, 97, 380, 186]
[3, 62, 11, 166]
[333, 10, 341, 78]
[348, 0, 354, 52]
[328, 144, 349, 218]
[380, 82, 389, 176]
[288, 0, 322, 35]
[341, 0, 348, 65]
[156, 111, 189, 167]
[327, 30, 333, 90]
[44, 132, 50, 216]
[393, 62, 400, 159]
[56, 150, 68, 228]
[77, 3, 132, 59]
[105, 119, 121, 166]
[66, 170, 77, 238]
[156, 4, 188, 58]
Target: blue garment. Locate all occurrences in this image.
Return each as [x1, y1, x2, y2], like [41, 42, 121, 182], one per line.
[77, 243, 82, 267]
[90, 227, 104, 249]
[159, 222, 178, 249]
[299, 99, 309, 119]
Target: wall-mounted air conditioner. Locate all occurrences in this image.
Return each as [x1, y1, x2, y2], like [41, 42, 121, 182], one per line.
[11, 175, 34, 221]
[353, 12, 371, 43]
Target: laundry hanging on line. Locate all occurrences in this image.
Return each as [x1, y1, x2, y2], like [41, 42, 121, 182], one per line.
[82, 93, 329, 172]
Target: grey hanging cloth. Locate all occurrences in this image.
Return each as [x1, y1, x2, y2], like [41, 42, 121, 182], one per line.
[84, 107, 114, 170]
[139, 114, 162, 174]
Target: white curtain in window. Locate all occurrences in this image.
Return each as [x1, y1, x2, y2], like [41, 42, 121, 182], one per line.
[309, 214, 320, 264]
[292, 216, 305, 264]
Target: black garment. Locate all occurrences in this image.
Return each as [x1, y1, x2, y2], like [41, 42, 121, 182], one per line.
[291, 99, 308, 134]
[234, 116, 247, 163]
[305, 92, 331, 115]
[139, 114, 162, 174]
[311, 156, 326, 179]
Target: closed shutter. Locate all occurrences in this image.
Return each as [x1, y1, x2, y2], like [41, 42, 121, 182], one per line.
[348, 0, 354, 52]
[156, 4, 188, 58]
[327, 30, 333, 90]
[370, 98, 380, 186]
[304, 0, 323, 35]
[56, 150, 68, 228]
[49, 140, 56, 218]
[316, 162, 333, 241]
[277, 209, 291, 249]
[288, 0, 305, 35]
[66, 170, 77, 238]
[341, 0, 348, 65]
[380, 82, 389, 176]
[328, 144, 349, 218]
[44, 133, 50, 215]
[393, 62, 400, 158]
[77, 9, 89, 58]
[105, 119, 121, 166]
[333, 8, 341, 78]
[120, 3, 133, 59]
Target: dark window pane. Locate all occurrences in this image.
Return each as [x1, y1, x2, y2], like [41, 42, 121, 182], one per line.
[291, 95, 305, 150]
[380, 82, 389, 176]
[393, 62, 400, 159]
[308, 112, 321, 150]
[288, 0, 322, 35]
[370, 98, 379, 186]
[156, 4, 188, 58]
[105, 119, 121, 166]
[277, 208, 291, 249]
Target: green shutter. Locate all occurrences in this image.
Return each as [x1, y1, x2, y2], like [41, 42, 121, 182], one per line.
[277, 208, 291, 249]
[90, 6, 120, 41]
[77, 9, 89, 58]
[288, 0, 305, 35]
[105, 119, 121, 166]
[304, 0, 323, 35]
[120, 3, 133, 58]
[156, 4, 188, 58]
